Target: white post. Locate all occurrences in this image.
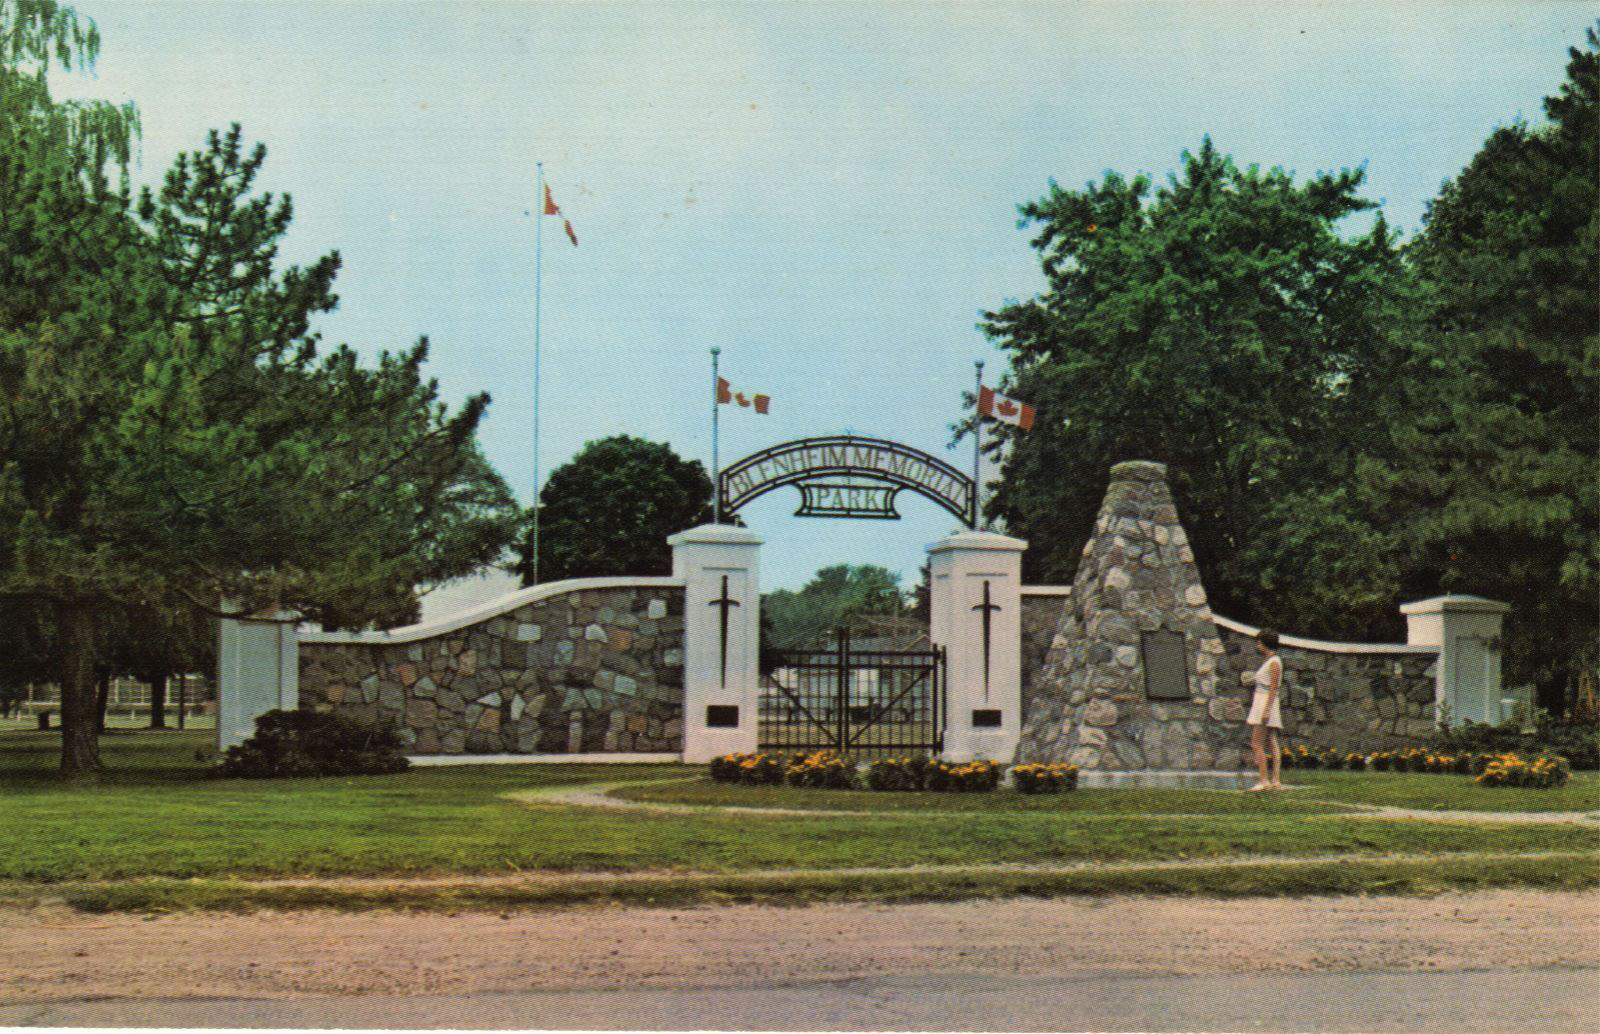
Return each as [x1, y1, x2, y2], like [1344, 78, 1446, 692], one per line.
[217, 609, 299, 751]
[1400, 594, 1511, 726]
[927, 530, 1027, 762]
[669, 523, 763, 761]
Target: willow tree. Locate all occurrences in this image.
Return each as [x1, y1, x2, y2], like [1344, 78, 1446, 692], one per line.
[1, 3, 521, 773]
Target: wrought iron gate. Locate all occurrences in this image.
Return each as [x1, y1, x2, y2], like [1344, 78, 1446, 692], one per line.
[760, 630, 946, 754]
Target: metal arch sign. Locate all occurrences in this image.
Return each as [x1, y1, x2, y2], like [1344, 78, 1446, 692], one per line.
[719, 435, 975, 526]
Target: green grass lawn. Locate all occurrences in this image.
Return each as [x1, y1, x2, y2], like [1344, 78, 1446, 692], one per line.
[615, 777, 1362, 814]
[623, 769, 1600, 815]
[1283, 768, 1600, 813]
[3, 730, 1595, 910]
[0, 712, 215, 734]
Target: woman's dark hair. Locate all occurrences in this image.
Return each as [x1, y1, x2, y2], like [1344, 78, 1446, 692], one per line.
[1258, 629, 1280, 651]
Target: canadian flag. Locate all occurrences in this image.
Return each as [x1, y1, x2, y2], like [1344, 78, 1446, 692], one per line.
[543, 184, 578, 246]
[718, 377, 769, 414]
[978, 385, 1035, 430]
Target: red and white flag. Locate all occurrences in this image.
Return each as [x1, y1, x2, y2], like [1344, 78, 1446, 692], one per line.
[544, 184, 578, 246]
[718, 377, 769, 414]
[978, 385, 1035, 430]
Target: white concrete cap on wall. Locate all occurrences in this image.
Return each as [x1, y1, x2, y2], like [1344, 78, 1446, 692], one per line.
[217, 610, 299, 751]
[927, 530, 1028, 762]
[669, 523, 763, 762]
[1400, 594, 1512, 726]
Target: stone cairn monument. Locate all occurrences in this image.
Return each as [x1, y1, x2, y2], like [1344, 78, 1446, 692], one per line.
[1017, 460, 1248, 771]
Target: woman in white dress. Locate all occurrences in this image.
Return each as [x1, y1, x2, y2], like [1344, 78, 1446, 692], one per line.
[1243, 629, 1283, 791]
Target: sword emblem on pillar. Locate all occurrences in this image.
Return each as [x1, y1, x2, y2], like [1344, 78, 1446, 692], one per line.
[709, 574, 741, 689]
[971, 579, 1001, 702]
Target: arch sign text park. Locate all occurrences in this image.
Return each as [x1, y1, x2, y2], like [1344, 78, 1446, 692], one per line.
[717, 435, 976, 527]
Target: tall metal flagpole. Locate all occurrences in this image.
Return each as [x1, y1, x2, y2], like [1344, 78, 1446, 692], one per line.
[973, 360, 984, 531]
[711, 347, 721, 525]
[532, 162, 544, 584]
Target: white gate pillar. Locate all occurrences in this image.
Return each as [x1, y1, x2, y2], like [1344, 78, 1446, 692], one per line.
[928, 530, 1027, 762]
[1400, 594, 1511, 726]
[670, 524, 763, 762]
[217, 611, 299, 751]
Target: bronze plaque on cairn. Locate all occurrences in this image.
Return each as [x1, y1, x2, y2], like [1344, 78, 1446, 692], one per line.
[1141, 630, 1191, 700]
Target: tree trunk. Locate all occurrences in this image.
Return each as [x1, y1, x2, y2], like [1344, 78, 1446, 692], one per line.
[58, 602, 103, 775]
[94, 670, 111, 735]
[177, 673, 187, 730]
[148, 669, 169, 729]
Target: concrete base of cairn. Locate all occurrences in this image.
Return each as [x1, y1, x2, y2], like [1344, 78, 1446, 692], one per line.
[1016, 460, 1250, 771]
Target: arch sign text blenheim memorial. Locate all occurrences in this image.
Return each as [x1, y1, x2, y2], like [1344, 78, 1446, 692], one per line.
[717, 435, 976, 526]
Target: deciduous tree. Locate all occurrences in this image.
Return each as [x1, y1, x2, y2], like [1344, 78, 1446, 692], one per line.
[982, 138, 1415, 634]
[516, 435, 713, 584]
[763, 564, 909, 650]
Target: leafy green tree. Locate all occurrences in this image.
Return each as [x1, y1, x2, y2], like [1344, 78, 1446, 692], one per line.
[982, 138, 1415, 633]
[0, 4, 520, 773]
[1370, 30, 1598, 708]
[763, 564, 909, 650]
[516, 435, 713, 584]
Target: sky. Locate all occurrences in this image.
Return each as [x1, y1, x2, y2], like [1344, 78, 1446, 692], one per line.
[54, 0, 1595, 595]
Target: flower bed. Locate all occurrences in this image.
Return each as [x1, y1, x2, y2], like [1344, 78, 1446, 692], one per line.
[862, 755, 1004, 792]
[1278, 744, 1571, 788]
[708, 752, 1007, 793]
[1475, 753, 1572, 788]
[1010, 762, 1079, 794]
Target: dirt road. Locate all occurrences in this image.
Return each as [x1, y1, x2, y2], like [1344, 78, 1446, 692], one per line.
[3, 890, 1595, 1015]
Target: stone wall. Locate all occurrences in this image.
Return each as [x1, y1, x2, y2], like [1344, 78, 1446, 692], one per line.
[1020, 592, 1070, 725]
[299, 583, 685, 754]
[1014, 461, 1450, 769]
[1018, 461, 1247, 771]
[1216, 620, 1439, 753]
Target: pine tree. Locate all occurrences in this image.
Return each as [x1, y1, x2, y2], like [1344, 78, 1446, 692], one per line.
[0, 4, 521, 773]
[1375, 30, 1598, 708]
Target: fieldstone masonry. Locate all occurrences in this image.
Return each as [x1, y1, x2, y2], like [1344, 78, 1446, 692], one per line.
[1020, 591, 1070, 724]
[299, 586, 685, 754]
[1216, 622, 1439, 752]
[1018, 461, 1245, 771]
[220, 459, 1497, 764]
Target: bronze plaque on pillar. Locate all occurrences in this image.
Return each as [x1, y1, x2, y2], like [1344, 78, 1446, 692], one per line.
[1141, 630, 1190, 699]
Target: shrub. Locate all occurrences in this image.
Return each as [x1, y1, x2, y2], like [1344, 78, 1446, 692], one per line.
[1011, 762, 1079, 794]
[939, 760, 1002, 792]
[1430, 715, 1598, 772]
[864, 756, 934, 791]
[1396, 747, 1428, 773]
[709, 753, 745, 783]
[219, 709, 409, 778]
[1342, 752, 1367, 771]
[1474, 752, 1571, 788]
[1432, 718, 1525, 758]
[786, 751, 854, 789]
[1532, 716, 1599, 771]
[708, 752, 801, 784]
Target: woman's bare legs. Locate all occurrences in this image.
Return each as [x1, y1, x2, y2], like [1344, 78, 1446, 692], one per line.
[1249, 724, 1270, 790]
[1268, 730, 1281, 788]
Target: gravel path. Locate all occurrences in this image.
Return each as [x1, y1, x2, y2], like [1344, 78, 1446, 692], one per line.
[521, 778, 1600, 825]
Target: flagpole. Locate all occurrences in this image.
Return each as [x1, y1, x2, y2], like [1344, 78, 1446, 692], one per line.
[973, 360, 984, 530]
[531, 162, 544, 584]
[711, 347, 722, 525]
